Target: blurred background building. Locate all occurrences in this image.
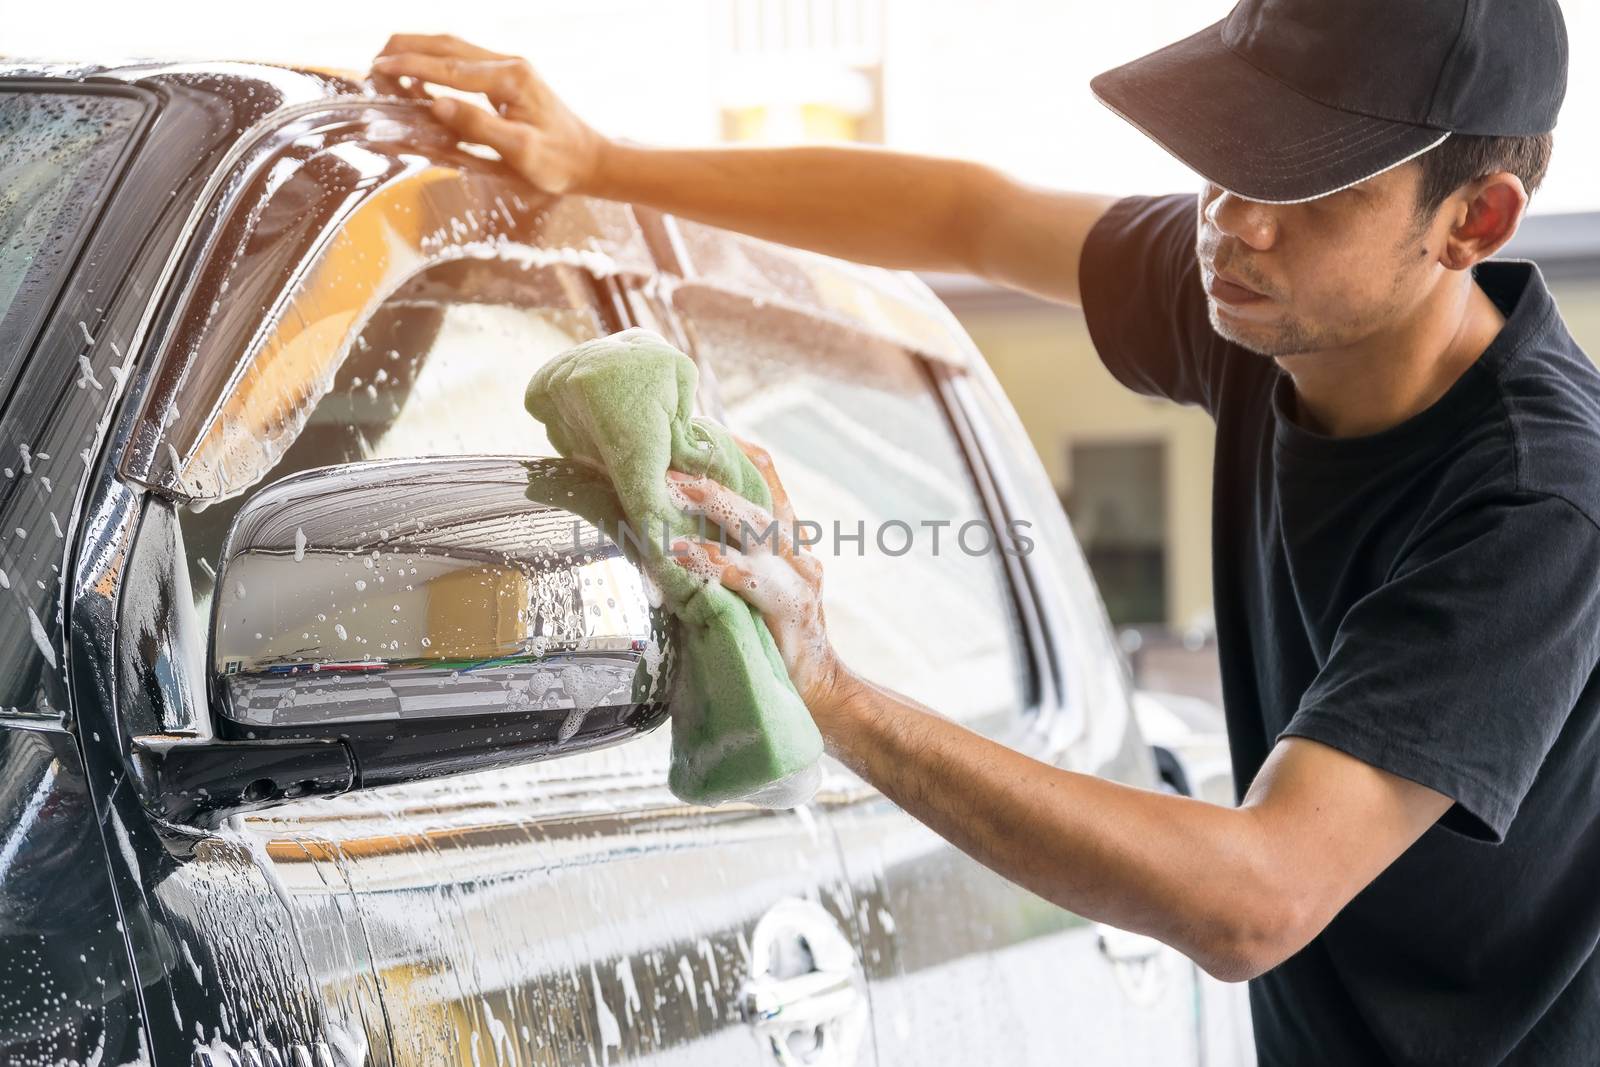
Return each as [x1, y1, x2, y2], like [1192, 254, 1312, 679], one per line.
[10, 0, 1600, 703]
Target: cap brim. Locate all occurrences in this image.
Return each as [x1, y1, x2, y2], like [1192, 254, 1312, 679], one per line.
[1091, 20, 1449, 204]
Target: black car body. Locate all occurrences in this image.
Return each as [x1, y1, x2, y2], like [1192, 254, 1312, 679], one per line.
[0, 61, 1249, 1067]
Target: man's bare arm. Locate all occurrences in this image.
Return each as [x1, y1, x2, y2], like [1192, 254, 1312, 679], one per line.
[817, 672, 1451, 981]
[668, 444, 1454, 983]
[586, 143, 1116, 306]
[371, 34, 1115, 305]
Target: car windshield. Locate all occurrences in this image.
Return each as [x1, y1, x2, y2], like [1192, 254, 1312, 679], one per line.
[0, 88, 145, 371]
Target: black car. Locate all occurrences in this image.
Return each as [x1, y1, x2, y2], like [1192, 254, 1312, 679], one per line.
[0, 60, 1249, 1066]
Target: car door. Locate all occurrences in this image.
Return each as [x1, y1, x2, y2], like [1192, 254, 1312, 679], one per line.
[203, 259, 873, 1067]
[656, 221, 1204, 1066]
[89, 97, 878, 1066]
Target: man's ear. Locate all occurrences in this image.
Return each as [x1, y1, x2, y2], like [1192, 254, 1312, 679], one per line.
[1440, 172, 1528, 270]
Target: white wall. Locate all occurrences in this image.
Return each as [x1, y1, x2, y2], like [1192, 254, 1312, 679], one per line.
[6, 0, 1596, 210]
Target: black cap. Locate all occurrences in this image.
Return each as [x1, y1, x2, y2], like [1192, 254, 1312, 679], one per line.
[1091, 0, 1569, 204]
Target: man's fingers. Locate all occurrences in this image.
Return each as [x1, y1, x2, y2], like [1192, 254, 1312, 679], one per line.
[731, 434, 798, 527]
[670, 538, 749, 593]
[679, 475, 820, 578]
[376, 33, 511, 61]
[693, 540, 746, 586]
[791, 550, 824, 585]
[428, 98, 531, 165]
[369, 54, 532, 106]
[678, 539, 800, 616]
[371, 35, 514, 101]
[669, 473, 794, 559]
[369, 71, 432, 101]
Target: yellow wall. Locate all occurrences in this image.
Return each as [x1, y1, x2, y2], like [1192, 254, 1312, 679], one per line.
[1552, 280, 1600, 353]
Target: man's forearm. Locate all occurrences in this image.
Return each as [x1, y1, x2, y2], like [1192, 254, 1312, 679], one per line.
[580, 140, 992, 276]
[816, 669, 1295, 980]
[669, 421, 1453, 987]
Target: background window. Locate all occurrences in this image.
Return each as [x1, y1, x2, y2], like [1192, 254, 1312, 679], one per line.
[1063, 441, 1167, 626]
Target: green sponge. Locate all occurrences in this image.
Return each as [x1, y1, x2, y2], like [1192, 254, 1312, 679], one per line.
[523, 327, 824, 807]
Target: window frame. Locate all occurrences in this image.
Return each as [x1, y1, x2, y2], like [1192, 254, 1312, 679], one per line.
[929, 361, 1057, 742]
[117, 100, 656, 507]
[944, 366, 1151, 773]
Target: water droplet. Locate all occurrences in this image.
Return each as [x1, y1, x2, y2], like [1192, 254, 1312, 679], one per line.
[26, 608, 55, 669]
[76, 354, 103, 390]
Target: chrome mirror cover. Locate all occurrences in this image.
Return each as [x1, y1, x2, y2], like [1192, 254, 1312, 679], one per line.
[205, 455, 673, 790]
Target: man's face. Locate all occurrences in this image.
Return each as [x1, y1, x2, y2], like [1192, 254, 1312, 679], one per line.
[1196, 165, 1442, 358]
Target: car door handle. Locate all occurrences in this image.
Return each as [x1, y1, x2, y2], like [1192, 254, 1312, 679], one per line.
[739, 898, 868, 1067]
[1096, 924, 1165, 965]
[1096, 923, 1173, 1007]
[741, 967, 858, 1025]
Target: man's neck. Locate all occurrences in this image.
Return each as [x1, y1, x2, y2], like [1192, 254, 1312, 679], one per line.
[1277, 273, 1507, 438]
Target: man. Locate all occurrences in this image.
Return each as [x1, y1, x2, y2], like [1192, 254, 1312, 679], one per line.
[372, 1, 1599, 1061]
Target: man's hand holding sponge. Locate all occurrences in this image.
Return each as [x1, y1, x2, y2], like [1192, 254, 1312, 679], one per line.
[523, 327, 846, 808]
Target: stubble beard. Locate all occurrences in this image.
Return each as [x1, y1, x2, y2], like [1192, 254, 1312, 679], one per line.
[1207, 300, 1328, 358]
[1204, 215, 1430, 359]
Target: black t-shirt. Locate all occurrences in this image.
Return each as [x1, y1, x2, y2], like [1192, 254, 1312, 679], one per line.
[1079, 193, 1600, 1066]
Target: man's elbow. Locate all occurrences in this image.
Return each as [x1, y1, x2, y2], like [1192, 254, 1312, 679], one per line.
[1187, 891, 1318, 984]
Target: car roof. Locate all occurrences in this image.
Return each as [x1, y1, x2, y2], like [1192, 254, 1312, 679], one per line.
[0, 57, 367, 93]
[0, 59, 380, 146]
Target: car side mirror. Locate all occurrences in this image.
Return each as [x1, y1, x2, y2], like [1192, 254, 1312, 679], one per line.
[136, 456, 673, 826]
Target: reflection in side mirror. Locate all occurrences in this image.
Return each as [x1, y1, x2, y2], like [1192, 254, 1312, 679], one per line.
[190, 456, 673, 809]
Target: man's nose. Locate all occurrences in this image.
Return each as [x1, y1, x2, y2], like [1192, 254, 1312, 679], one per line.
[1204, 188, 1277, 252]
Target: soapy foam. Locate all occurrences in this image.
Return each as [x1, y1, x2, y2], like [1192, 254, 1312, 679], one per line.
[666, 470, 829, 681]
[672, 474, 788, 559]
[731, 548, 833, 688]
[672, 538, 832, 699]
[739, 759, 823, 808]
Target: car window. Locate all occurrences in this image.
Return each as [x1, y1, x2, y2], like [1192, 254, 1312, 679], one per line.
[677, 288, 1033, 735]
[0, 88, 146, 718]
[0, 89, 145, 383]
[178, 260, 606, 625]
[954, 370, 1146, 773]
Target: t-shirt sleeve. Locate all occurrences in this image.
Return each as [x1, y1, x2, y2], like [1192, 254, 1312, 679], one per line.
[1078, 193, 1235, 417]
[1277, 491, 1600, 843]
